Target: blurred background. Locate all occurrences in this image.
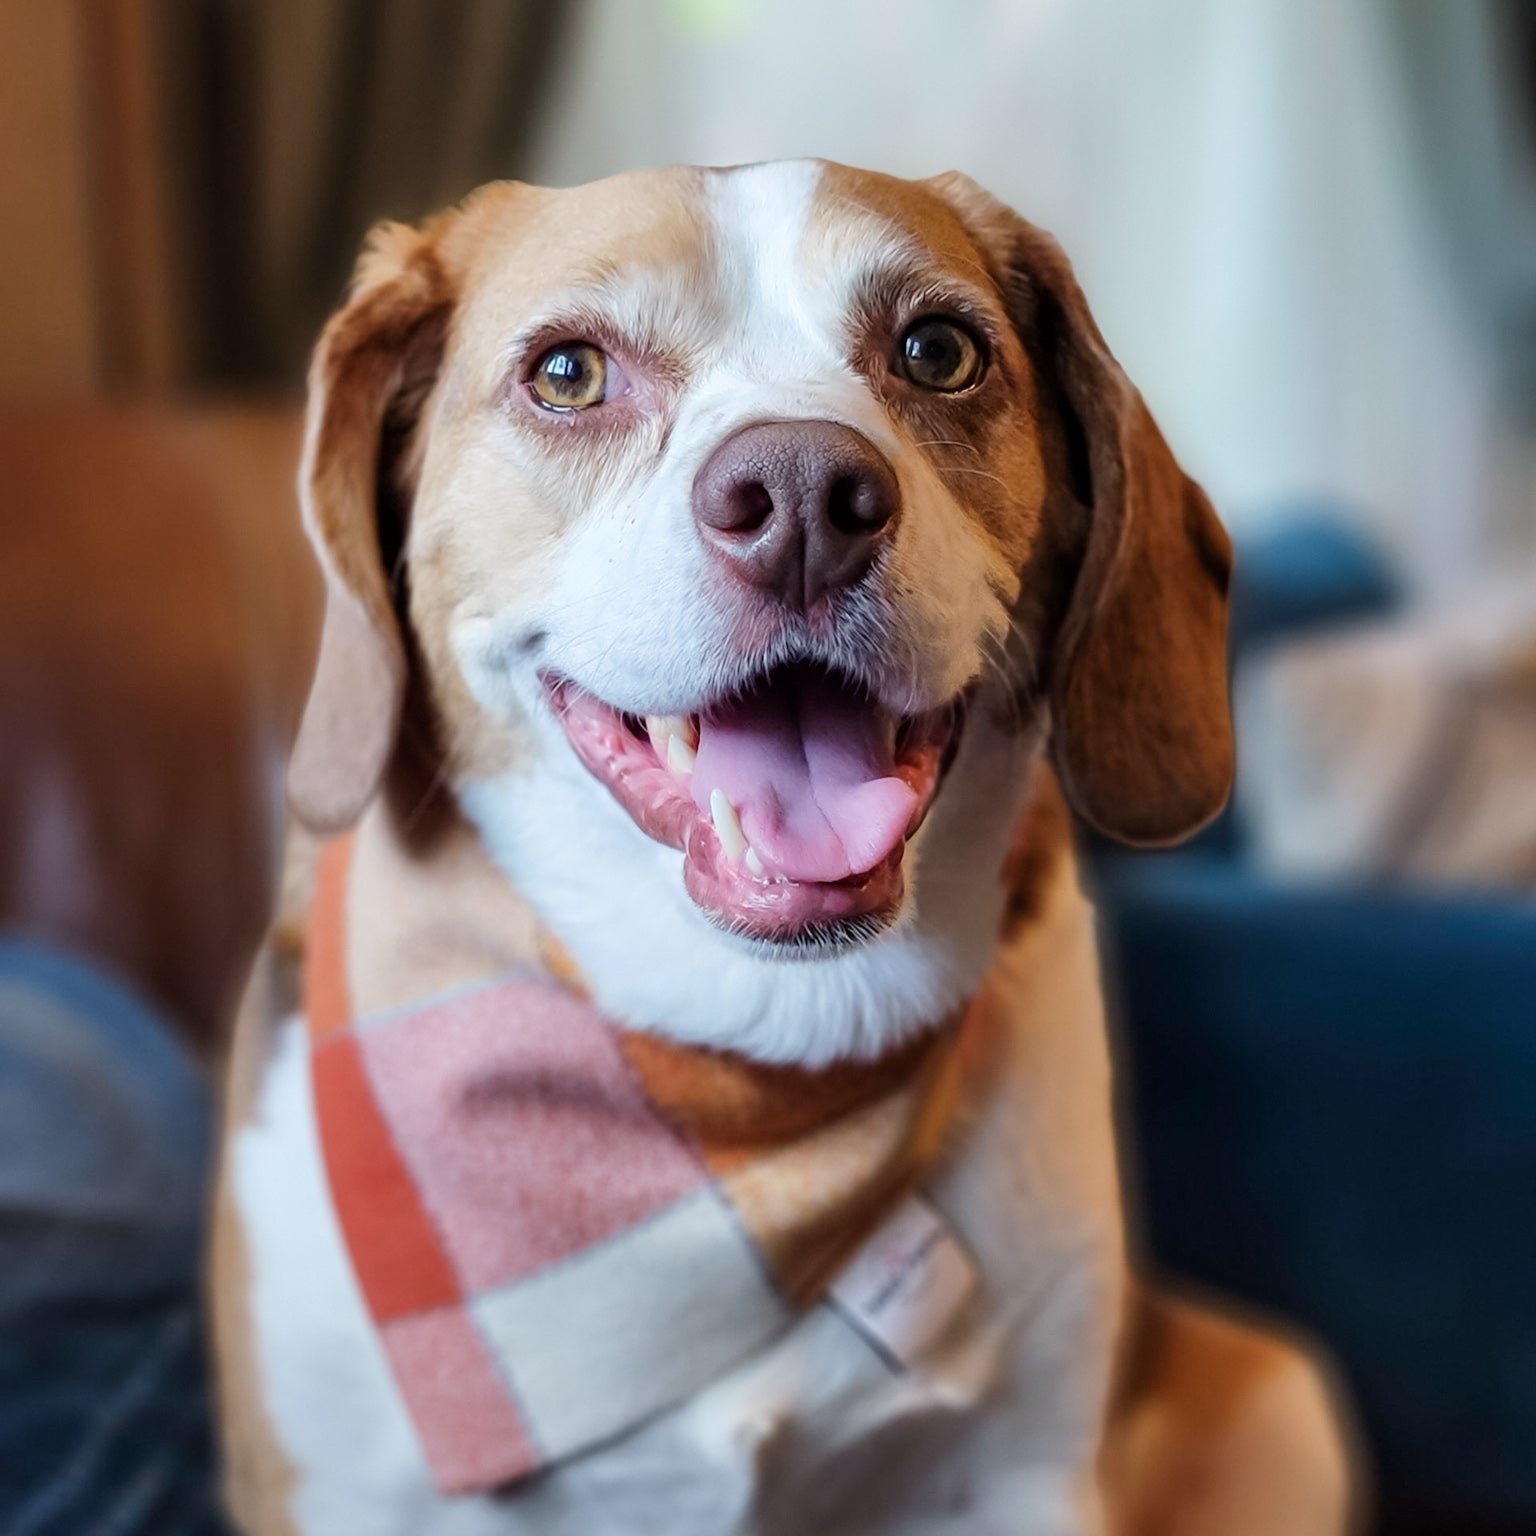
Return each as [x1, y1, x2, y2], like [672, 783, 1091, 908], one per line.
[0, 2, 1532, 1534]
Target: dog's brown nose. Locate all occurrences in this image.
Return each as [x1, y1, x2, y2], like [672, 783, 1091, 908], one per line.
[692, 420, 900, 609]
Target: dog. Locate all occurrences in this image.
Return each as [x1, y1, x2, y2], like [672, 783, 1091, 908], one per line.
[214, 161, 1354, 1536]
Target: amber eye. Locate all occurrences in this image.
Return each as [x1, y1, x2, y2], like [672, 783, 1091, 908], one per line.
[530, 343, 609, 410]
[897, 317, 984, 392]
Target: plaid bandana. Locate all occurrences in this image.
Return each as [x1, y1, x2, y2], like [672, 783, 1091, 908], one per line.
[307, 836, 976, 1495]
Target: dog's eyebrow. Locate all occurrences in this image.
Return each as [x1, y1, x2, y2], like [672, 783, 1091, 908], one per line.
[849, 255, 1006, 332]
[502, 295, 636, 354]
[494, 267, 715, 382]
[854, 245, 1007, 317]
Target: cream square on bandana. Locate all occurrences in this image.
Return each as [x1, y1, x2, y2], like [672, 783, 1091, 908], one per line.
[471, 1188, 792, 1458]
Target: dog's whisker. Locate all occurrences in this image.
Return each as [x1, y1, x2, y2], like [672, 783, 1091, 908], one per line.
[932, 463, 1011, 492]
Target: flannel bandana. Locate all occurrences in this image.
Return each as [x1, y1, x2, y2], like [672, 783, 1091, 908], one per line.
[307, 836, 973, 1495]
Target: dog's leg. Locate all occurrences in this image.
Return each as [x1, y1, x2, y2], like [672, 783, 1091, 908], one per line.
[210, 943, 304, 1536]
[1102, 1288, 1358, 1536]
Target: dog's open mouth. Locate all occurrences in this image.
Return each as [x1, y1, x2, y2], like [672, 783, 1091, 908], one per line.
[545, 662, 964, 945]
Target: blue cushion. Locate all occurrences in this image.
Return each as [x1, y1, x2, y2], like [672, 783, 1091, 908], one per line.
[1228, 507, 1401, 660]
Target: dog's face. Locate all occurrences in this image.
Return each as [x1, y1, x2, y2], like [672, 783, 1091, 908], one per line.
[291, 161, 1232, 1062]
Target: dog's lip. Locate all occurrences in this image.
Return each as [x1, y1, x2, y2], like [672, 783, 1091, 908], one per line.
[542, 666, 966, 945]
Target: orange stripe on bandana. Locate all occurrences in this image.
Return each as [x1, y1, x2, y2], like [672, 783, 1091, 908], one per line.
[305, 834, 355, 1043]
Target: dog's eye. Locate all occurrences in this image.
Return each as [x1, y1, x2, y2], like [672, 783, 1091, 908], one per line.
[897, 318, 984, 392]
[530, 343, 609, 411]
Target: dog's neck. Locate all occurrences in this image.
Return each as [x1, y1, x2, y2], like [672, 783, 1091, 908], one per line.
[461, 714, 1051, 1067]
[341, 798, 547, 1020]
[338, 718, 1063, 1067]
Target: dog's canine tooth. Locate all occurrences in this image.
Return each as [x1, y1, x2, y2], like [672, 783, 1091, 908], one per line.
[744, 847, 765, 876]
[645, 715, 680, 756]
[709, 789, 748, 860]
[646, 714, 698, 759]
[666, 733, 697, 775]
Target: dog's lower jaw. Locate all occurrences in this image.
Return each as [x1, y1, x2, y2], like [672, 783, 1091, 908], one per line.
[458, 714, 1041, 1069]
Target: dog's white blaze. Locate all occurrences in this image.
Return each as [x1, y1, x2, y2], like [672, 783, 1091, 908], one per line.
[709, 160, 830, 358]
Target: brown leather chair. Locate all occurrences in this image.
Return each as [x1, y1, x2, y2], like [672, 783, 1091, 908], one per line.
[0, 403, 319, 1055]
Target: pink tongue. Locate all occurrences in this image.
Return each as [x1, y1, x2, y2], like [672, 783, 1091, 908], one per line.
[691, 668, 917, 883]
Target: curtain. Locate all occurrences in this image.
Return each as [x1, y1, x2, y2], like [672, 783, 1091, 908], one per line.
[1386, 1, 1536, 414]
[152, 0, 570, 389]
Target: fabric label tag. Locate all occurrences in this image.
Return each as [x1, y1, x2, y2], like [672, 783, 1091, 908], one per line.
[828, 1194, 977, 1369]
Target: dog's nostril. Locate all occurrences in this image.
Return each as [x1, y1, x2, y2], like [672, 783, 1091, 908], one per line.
[726, 480, 775, 535]
[826, 474, 889, 536]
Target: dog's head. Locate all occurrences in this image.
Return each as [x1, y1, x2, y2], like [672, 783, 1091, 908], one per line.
[290, 161, 1231, 1061]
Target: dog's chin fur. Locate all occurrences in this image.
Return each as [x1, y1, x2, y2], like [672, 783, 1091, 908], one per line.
[459, 702, 1040, 1068]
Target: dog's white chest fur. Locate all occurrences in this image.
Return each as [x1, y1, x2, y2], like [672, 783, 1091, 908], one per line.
[232, 862, 1123, 1536]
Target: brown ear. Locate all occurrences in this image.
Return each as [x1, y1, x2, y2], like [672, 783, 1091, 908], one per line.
[288, 220, 455, 832]
[933, 175, 1234, 845]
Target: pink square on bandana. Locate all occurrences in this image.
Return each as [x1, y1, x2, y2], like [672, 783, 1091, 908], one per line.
[360, 979, 707, 1291]
[382, 1307, 539, 1493]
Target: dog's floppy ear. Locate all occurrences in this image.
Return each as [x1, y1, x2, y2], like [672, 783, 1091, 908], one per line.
[288, 219, 456, 831]
[932, 174, 1235, 845]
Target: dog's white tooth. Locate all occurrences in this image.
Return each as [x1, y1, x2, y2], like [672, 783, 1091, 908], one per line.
[645, 714, 689, 756]
[744, 847, 765, 876]
[710, 789, 747, 860]
[666, 733, 696, 775]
